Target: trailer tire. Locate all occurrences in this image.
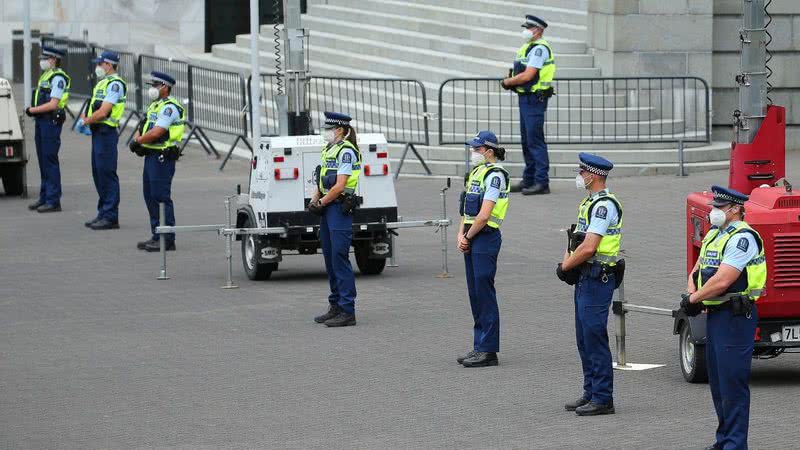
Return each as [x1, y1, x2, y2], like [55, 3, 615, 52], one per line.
[1, 165, 25, 196]
[241, 217, 277, 280]
[679, 323, 708, 383]
[354, 241, 386, 275]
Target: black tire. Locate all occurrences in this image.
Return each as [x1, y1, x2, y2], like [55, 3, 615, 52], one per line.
[1, 165, 25, 196]
[354, 241, 386, 275]
[241, 217, 277, 280]
[679, 323, 708, 383]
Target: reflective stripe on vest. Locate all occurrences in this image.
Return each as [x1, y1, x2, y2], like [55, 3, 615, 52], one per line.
[697, 222, 767, 305]
[463, 163, 510, 229]
[576, 191, 623, 265]
[319, 140, 362, 195]
[88, 75, 127, 128]
[33, 68, 71, 109]
[513, 38, 556, 94]
[140, 97, 186, 150]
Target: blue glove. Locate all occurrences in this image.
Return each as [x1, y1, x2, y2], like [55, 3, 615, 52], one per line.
[74, 118, 92, 136]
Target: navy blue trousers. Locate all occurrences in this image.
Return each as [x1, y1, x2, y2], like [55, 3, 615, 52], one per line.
[574, 265, 615, 405]
[143, 153, 176, 242]
[90, 127, 120, 221]
[34, 118, 63, 206]
[518, 95, 549, 187]
[464, 229, 502, 353]
[707, 305, 757, 450]
[320, 202, 356, 314]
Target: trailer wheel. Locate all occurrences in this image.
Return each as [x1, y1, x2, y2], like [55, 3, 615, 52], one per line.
[354, 241, 386, 275]
[679, 323, 708, 383]
[1, 165, 25, 196]
[241, 217, 277, 280]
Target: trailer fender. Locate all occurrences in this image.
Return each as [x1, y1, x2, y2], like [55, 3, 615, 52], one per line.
[673, 313, 707, 345]
[235, 205, 257, 241]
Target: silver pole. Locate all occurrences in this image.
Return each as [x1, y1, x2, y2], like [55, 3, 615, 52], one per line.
[22, 0, 32, 108]
[437, 178, 452, 278]
[677, 139, 687, 177]
[222, 196, 239, 289]
[614, 280, 628, 368]
[249, 0, 262, 152]
[158, 202, 170, 280]
[736, 0, 767, 144]
[387, 215, 400, 267]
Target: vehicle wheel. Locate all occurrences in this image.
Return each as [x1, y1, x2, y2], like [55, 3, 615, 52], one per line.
[1, 165, 25, 196]
[679, 323, 708, 383]
[354, 241, 386, 275]
[241, 217, 277, 280]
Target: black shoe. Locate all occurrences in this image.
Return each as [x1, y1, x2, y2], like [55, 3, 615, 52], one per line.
[510, 182, 529, 193]
[324, 312, 356, 327]
[565, 397, 590, 411]
[28, 200, 44, 210]
[36, 204, 61, 213]
[85, 217, 100, 227]
[457, 350, 478, 364]
[144, 240, 175, 252]
[462, 352, 498, 367]
[137, 239, 156, 250]
[575, 401, 615, 416]
[90, 219, 120, 230]
[521, 184, 550, 195]
[314, 304, 342, 323]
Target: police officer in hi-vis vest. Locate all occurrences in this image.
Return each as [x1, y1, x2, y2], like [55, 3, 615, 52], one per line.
[25, 46, 70, 213]
[130, 71, 185, 253]
[681, 186, 766, 450]
[501, 14, 556, 196]
[79, 50, 127, 230]
[310, 112, 361, 328]
[457, 131, 509, 368]
[558, 153, 622, 416]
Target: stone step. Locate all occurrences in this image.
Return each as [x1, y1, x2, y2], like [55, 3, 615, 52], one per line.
[308, 0, 587, 41]
[422, 0, 588, 26]
[439, 118, 688, 138]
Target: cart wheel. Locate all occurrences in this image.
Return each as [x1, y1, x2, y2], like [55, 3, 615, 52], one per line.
[241, 217, 277, 280]
[679, 323, 708, 383]
[354, 241, 386, 275]
[0, 165, 25, 196]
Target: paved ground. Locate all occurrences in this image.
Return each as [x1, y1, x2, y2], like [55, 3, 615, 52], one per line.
[2, 91, 800, 449]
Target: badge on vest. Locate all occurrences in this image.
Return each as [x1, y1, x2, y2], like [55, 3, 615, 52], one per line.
[594, 206, 608, 220]
[490, 177, 501, 189]
[342, 152, 352, 163]
[737, 237, 749, 252]
[534, 48, 543, 56]
[706, 250, 718, 258]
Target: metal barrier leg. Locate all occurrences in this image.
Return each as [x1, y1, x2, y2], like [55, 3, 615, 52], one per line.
[436, 178, 452, 279]
[158, 202, 170, 280]
[219, 136, 248, 171]
[221, 196, 239, 289]
[677, 139, 687, 177]
[613, 280, 628, 368]
[387, 215, 400, 267]
[196, 127, 220, 158]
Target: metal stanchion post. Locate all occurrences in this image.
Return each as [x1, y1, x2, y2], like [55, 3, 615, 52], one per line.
[614, 279, 628, 368]
[221, 196, 239, 289]
[677, 139, 687, 177]
[437, 178, 452, 279]
[157, 202, 169, 280]
[387, 215, 400, 267]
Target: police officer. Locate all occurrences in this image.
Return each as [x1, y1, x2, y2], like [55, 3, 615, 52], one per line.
[501, 14, 555, 196]
[25, 46, 70, 213]
[310, 112, 361, 328]
[681, 186, 766, 450]
[456, 131, 509, 368]
[79, 50, 126, 230]
[130, 71, 185, 252]
[558, 153, 621, 416]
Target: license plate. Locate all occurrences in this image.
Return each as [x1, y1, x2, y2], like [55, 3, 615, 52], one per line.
[783, 325, 800, 342]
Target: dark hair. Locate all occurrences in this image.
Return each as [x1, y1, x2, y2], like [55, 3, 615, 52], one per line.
[342, 125, 359, 151]
[492, 146, 506, 161]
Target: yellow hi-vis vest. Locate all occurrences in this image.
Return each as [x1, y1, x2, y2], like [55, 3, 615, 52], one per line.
[318, 140, 361, 195]
[576, 191, 623, 265]
[88, 74, 127, 128]
[513, 38, 556, 94]
[139, 97, 186, 150]
[34, 68, 71, 109]
[462, 163, 510, 229]
[696, 221, 767, 305]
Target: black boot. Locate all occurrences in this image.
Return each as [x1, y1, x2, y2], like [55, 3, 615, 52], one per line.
[85, 217, 100, 227]
[314, 304, 341, 323]
[90, 218, 120, 230]
[324, 312, 356, 327]
[564, 397, 590, 411]
[137, 239, 156, 250]
[457, 350, 477, 364]
[510, 182, 529, 193]
[144, 240, 176, 252]
[36, 204, 62, 213]
[28, 200, 44, 210]
[575, 401, 615, 416]
[461, 352, 498, 367]
[521, 184, 550, 195]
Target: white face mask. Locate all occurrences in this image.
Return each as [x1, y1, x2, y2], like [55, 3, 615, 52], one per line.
[323, 129, 337, 143]
[147, 86, 160, 100]
[709, 207, 729, 227]
[575, 174, 590, 190]
[39, 59, 52, 71]
[94, 65, 106, 78]
[470, 151, 486, 166]
[521, 29, 534, 40]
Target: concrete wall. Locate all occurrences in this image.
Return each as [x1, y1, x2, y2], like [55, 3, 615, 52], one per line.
[0, 0, 205, 79]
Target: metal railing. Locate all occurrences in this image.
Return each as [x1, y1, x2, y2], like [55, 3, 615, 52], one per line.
[438, 77, 711, 146]
[251, 74, 283, 138]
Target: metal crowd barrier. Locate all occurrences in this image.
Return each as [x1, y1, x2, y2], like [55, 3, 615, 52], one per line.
[250, 74, 283, 138]
[188, 66, 249, 170]
[438, 77, 712, 147]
